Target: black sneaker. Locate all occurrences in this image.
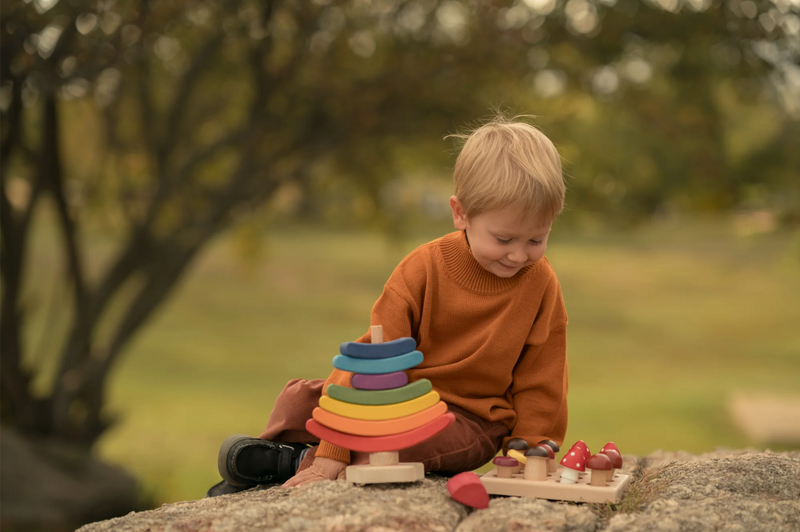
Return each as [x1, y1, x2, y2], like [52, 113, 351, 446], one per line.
[216, 435, 311, 488]
[205, 479, 252, 498]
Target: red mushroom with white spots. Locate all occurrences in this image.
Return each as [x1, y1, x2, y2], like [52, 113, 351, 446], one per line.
[567, 440, 591, 475]
[559, 448, 585, 484]
[587, 453, 614, 486]
[576, 440, 591, 463]
[600, 442, 620, 455]
[569, 440, 590, 458]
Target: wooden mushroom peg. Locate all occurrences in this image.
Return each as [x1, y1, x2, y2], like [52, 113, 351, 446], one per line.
[537, 439, 560, 474]
[587, 454, 614, 486]
[559, 449, 585, 484]
[535, 443, 555, 475]
[493, 456, 519, 478]
[570, 440, 590, 457]
[600, 442, 620, 455]
[568, 440, 591, 477]
[504, 438, 529, 473]
[600, 442, 621, 478]
[523, 446, 549, 481]
[600, 449, 623, 480]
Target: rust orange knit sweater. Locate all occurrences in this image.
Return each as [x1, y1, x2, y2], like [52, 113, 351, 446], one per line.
[317, 230, 569, 463]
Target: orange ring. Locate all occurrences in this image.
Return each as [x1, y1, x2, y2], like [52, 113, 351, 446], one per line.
[312, 402, 448, 436]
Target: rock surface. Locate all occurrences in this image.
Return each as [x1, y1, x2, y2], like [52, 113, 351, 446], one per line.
[78, 449, 800, 532]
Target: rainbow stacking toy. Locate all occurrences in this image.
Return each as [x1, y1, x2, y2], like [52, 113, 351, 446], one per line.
[305, 325, 455, 484]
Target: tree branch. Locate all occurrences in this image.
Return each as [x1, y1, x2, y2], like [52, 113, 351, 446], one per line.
[157, 29, 226, 170]
[141, 126, 250, 230]
[135, 0, 158, 165]
[42, 94, 87, 310]
[74, 244, 199, 443]
[0, 76, 23, 168]
[0, 79, 50, 434]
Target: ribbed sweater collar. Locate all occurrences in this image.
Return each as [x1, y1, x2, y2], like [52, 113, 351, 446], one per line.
[437, 231, 538, 294]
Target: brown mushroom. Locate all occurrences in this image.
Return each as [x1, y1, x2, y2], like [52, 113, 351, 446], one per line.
[504, 438, 529, 473]
[523, 446, 549, 481]
[536, 444, 556, 475]
[538, 439, 560, 473]
[503, 437, 529, 455]
[537, 439, 560, 453]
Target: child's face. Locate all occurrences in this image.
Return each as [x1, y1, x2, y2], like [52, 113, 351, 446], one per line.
[450, 197, 552, 278]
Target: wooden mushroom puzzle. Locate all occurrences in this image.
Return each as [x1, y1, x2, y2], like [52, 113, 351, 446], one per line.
[480, 440, 631, 504]
[305, 325, 455, 484]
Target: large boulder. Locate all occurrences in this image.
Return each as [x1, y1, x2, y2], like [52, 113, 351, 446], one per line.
[0, 426, 144, 531]
[78, 449, 800, 532]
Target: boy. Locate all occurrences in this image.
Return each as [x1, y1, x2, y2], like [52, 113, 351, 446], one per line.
[208, 115, 568, 496]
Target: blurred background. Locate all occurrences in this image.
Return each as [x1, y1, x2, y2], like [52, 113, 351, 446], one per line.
[1, 0, 799, 529]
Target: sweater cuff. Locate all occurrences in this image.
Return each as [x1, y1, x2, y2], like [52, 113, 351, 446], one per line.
[316, 440, 351, 464]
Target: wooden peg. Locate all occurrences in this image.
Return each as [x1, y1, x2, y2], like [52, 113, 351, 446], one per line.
[371, 325, 383, 344]
[523, 446, 549, 481]
[369, 452, 399, 466]
[493, 456, 519, 478]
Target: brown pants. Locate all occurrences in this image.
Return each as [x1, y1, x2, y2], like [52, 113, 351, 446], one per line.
[259, 379, 509, 475]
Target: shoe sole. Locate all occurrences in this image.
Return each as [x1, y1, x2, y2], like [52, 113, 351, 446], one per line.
[217, 434, 254, 486]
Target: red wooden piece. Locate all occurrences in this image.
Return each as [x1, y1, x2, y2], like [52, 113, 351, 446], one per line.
[447, 471, 489, 509]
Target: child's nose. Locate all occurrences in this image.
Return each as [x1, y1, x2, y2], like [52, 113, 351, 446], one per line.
[508, 247, 527, 263]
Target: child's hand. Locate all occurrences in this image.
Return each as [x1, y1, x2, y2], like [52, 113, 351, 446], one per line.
[281, 457, 347, 488]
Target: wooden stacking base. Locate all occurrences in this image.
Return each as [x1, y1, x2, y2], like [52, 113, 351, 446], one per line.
[346, 462, 425, 484]
[480, 466, 631, 504]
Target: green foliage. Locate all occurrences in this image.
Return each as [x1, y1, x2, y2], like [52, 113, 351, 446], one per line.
[3, 0, 798, 230]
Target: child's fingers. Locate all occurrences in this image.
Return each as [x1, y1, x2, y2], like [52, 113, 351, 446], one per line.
[282, 456, 348, 487]
[281, 469, 324, 488]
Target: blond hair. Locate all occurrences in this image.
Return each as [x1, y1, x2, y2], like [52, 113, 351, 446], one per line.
[449, 115, 564, 222]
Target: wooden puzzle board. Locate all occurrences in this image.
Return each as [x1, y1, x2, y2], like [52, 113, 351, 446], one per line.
[346, 463, 425, 484]
[480, 466, 631, 504]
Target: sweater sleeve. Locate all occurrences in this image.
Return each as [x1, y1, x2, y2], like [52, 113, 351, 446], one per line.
[315, 262, 422, 463]
[506, 275, 569, 449]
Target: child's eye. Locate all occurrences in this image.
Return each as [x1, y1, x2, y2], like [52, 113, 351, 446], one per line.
[529, 240, 542, 245]
[496, 238, 511, 244]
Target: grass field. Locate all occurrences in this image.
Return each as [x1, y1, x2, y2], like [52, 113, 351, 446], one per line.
[22, 214, 800, 505]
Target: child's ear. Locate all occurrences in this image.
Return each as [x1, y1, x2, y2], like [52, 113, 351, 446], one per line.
[450, 196, 468, 230]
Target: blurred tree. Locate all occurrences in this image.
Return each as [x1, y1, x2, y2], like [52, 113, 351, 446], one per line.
[1, 0, 796, 459]
[517, 0, 799, 221]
